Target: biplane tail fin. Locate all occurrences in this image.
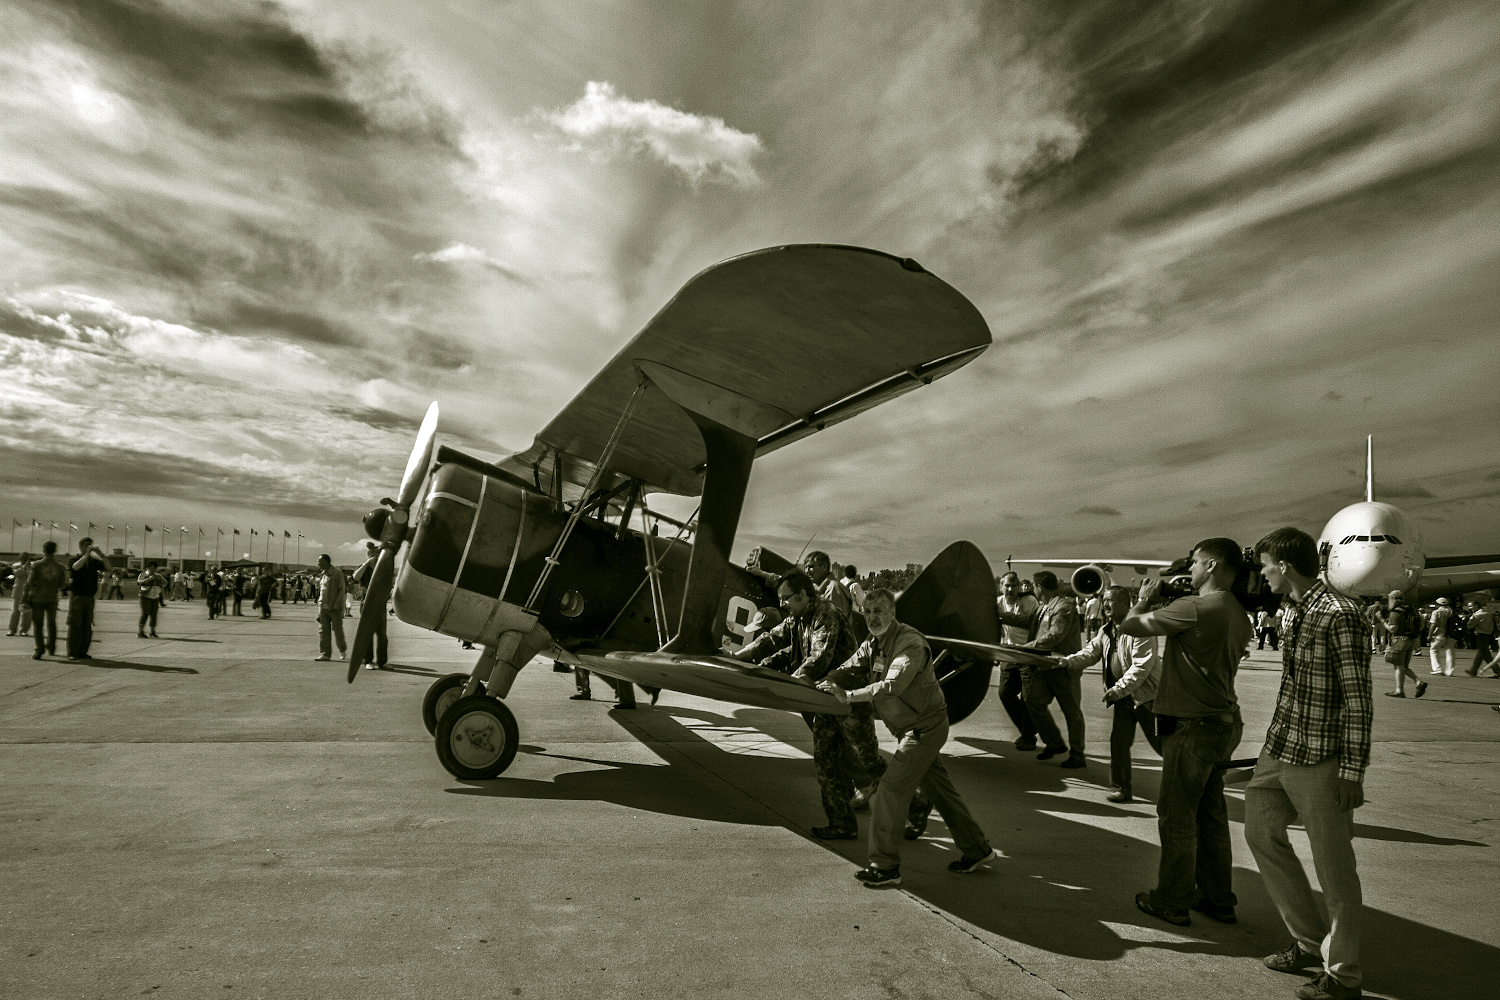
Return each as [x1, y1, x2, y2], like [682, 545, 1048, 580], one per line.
[896, 541, 999, 724]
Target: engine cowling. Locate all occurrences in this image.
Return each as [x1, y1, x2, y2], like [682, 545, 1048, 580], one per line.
[1070, 564, 1111, 596]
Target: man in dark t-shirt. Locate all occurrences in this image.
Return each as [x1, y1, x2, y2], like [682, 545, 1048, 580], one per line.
[67, 538, 108, 660]
[1121, 537, 1252, 927]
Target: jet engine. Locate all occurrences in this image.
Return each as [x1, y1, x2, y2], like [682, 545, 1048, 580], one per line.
[1069, 564, 1111, 596]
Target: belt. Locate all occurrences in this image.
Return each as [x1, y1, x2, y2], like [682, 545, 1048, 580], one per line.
[1158, 710, 1238, 725]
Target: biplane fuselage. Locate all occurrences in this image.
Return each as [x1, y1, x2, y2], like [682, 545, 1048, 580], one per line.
[394, 461, 769, 658]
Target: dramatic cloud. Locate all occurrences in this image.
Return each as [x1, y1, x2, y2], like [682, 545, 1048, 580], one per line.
[538, 81, 764, 187]
[2, 0, 1497, 567]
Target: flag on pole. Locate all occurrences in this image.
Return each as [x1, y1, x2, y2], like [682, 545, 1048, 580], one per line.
[69, 523, 78, 530]
[251, 529, 258, 536]
[180, 526, 188, 532]
[33, 519, 40, 527]
[88, 522, 97, 529]
[145, 525, 154, 533]
[199, 528, 204, 535]
[217, 528, 223, 535]
[284, 530, 291, 538]
[51, 522, 59, 529]
[233, 528, 240, 536]
[12, 519, 21, 527]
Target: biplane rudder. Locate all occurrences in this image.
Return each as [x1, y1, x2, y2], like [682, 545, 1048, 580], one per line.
[895, 541, 999, 725]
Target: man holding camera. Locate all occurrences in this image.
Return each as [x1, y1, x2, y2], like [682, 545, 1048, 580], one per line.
[1121, 538, 1251, 927]
[1247, 528, 1372, 1000]
[66, 538, 108, 660]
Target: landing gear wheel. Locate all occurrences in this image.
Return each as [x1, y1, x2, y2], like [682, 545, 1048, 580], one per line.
[435, 695, 519, 780]
[422, 673, 484, 736]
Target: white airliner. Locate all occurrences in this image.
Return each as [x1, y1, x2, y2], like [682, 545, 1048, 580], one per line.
[1012, 437, 1500, 604]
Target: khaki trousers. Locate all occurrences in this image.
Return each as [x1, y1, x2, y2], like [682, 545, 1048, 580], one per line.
[868, 717, 989, 870]
[1245, 751, 1363, 989]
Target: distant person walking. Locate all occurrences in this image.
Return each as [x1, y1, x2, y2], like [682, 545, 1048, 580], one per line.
[313, 554, 347, 662]
[103, 569, 124, 600]
[24, 542, 66, 658]
[1465, 602, 1496, 677]
[204, 568, 221, 620]
[1378, 591, 1425, 698]
[137, 562, 167, 638]
[230, 570, 245, 616]
[254, 570, 275, 618]
[66, 539, 107, 660]
[7, 552, 34, 637]
[1428, 598, 1456, 675]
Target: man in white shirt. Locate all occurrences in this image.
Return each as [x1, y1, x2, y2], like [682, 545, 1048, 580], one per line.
[842, 565, 866, 613]
[995, 571, 1040, 750]
[1058, 585, 1161, 802]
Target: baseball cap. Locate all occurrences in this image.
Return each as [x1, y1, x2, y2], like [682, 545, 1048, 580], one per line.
[745, 606, 782, 635]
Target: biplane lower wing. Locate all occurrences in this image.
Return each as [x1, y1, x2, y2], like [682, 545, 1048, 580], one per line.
[563, 650, 851, 716]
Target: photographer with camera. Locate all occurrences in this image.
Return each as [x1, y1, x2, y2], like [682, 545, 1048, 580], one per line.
[1120, 538, 1252, 927]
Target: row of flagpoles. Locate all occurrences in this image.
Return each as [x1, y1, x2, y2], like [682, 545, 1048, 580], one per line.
[7, 519, 311, 568]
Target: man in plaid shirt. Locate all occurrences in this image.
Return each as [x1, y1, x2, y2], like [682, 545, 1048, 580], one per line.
[1248, 527, 1372, 1000]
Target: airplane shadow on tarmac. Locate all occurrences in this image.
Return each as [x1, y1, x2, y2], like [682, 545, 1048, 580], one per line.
[450, 704, 1497, 1000]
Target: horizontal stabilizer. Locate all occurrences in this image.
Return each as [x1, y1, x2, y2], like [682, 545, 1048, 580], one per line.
[571, 650, 851, 715]
[928, 636, 1059, 667]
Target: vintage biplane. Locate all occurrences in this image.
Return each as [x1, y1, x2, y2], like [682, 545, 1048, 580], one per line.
[348, 245, 1000, 780]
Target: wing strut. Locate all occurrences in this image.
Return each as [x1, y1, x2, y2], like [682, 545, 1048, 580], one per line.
[660, 412, 756, 654]
[524, 378, 647, 612]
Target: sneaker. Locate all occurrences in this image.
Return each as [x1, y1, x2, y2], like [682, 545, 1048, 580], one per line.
[947, 848, 997, 874]
[1191, 899, 1237, 923]
[811, 826, 858, 840]
[904, 812, 929, 841]
[1263, 943, 1323, 974]
[32, 651, 42, 660]
[1106, 789, 1133, 803]
[1037, 747, 1066, 761]
[1383, 690, 1405, 698]
[364, 663, 378, 670]
[1013, 737, 1038, 751]
[1135, 892, 1191, 927]
[851, 785, 874, 811]
[1415, 681, 1428, 698]
[137, 632, 147, 638]
[1295, 973, 1361, 999]
[1060, 756, 1087, 769]
[149, 632, 158, 638]
[313, 654, 331, 661]
[854, 866, 901, 888]
[568, 693, 591, 701]
[336, 651, 346, 660]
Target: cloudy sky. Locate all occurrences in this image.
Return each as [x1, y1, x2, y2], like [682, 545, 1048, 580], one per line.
[2, 0, 1498, 568]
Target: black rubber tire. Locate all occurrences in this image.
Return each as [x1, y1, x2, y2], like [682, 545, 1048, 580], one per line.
[421, 673, 483, 736]
[435, 695, 519, 780]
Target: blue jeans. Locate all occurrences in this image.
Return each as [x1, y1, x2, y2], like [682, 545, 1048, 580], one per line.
[1149, 711, 1243, 913]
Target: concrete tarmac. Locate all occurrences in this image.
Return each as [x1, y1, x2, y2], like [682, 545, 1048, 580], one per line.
[2, 598, 1496, 1000]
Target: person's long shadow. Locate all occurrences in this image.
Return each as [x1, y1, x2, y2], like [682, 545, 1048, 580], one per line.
[371, 663, 439, 677]
[448, 707, 1498, 1000]
[79, 658, 198, 674]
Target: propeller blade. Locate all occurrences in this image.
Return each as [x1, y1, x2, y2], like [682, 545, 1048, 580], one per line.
[398, 401, 440, 510]
[347, 548, 396, 683]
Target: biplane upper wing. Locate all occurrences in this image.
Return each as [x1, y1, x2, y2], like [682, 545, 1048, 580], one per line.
[499, 244, 991, 496]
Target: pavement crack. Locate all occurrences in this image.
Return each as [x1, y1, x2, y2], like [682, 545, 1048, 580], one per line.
[901, 893, 1074, 998]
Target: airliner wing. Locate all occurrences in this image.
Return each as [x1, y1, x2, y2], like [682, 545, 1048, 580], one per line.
[1416, 568, 1500, 602]
[1008, 558, 1175, 571]
[1424, 554, 1500, 570]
